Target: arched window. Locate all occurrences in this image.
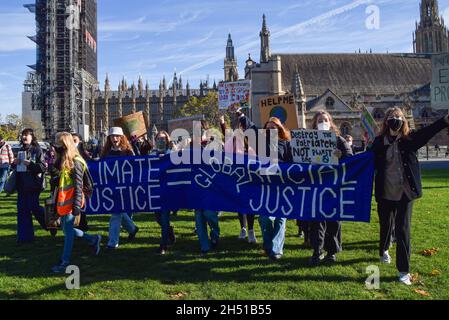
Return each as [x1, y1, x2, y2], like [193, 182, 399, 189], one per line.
[340, 123, 352, 136]
[325, 97, 335, 109]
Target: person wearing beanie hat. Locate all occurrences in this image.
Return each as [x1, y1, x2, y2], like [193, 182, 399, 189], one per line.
[100, 127, 139, 249]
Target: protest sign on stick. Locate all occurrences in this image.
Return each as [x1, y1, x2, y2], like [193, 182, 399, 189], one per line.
[259, 94, 299, 130]
[113, 111, 147, 139]
[218, 80, 251, 110]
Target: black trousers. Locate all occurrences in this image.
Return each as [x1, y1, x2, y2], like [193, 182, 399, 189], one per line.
[297, 220, 311, 242]
[310, 221, 342, 256]
[378, 195, 413, 273]
[238, 213, 255, 230]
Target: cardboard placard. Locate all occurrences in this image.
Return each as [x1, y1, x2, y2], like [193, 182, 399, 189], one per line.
[168, 115, 205, 136]
[291, 130, 339, 165]
[259, 94, 299, 130]
[113, 111, 147, 139]
[218, 80, 251, 110]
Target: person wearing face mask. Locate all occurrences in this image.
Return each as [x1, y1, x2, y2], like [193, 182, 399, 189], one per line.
[13, 128, 47, 243]
[72, 133, 92, 161]
[100, 127, 139, 249]
[369, 107, 449, 286]
[344, 135, 366, 154]
[151, 131, 176, 255]
[309, 111, 353, 266]
[50, 132, 102, 273]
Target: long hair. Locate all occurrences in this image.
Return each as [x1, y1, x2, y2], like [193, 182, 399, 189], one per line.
[155, 131, 171, 146]
[380, 107, 410, 138]
[20, 128, 39, 147]
[101, 133, 133, 158]
[55, 132, 81, 172]
[311, 110, 341, 136]
[263, 117, 292, 141]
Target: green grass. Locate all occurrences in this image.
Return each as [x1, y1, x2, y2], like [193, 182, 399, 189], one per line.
[0, 170, 448, 300]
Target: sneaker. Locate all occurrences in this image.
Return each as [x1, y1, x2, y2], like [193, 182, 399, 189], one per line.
[324, 254, 337, 264]
[399, 273, 412, 286]
[93, 235, 102, 255]
[248, 229, 257, 244]
[168, 226, 176, 245]
[238, 228, 247, 240]
[380, 251, 392, 264]
[157, 245, 167, 255]
[106, 244, 119, 250]
[51, 262, 69, 274]
[310, 254, 324, 266]
[50, 229, 58, 237]
[269, 253, 283, 261]
[298, 230, 304, 239]
[128, 226, 139, 241]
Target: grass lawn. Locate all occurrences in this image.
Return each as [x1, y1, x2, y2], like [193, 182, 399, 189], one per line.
[0, 169, 448, 300]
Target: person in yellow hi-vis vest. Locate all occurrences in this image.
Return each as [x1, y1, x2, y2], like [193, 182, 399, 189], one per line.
[51, 132, 102, 273]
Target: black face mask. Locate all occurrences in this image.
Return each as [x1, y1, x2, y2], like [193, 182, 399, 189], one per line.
[387, 118, 403, 132]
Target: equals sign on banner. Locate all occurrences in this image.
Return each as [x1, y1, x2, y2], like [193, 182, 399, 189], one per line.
[166, 168, 193, 186]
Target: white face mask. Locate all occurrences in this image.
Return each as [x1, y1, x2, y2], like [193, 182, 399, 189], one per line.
[317, 122, 330, 131]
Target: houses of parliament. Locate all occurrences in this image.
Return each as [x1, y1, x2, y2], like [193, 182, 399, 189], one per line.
[90, 0, 449, 145]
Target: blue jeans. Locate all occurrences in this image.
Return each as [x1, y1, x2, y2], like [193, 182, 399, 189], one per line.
[108, 213, 137, 247]
[195, 210, 220, 252]
[17, 190, 46, 243]
[61, 214, 97, 264]
[258, 216, 287, 256]
[0, 167, 8, 193]
[156, 211, 171, 246]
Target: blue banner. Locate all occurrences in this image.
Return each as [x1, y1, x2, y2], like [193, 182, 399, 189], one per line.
[84, 151, 375, 222]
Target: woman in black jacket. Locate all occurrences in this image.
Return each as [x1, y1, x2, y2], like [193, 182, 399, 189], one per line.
[309, 111, 353, 266]
[14, 128, 47, 243]
[369, 107, 449, 285]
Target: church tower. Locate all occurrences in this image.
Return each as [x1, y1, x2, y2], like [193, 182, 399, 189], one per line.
[224, 34, 239, 82]
[260, 14, 271, 63]
[414, 0, 449, 53]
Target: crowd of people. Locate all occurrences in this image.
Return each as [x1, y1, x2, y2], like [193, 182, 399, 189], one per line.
[1, 107, 448, 286]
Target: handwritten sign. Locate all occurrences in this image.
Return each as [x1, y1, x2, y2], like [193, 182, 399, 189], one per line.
[218, 80, 251, 110]
[431, 53, 449, 110]
[83, 151, 375, 222]
[291, 130, 338, 165]
[259, 94, 299, 130]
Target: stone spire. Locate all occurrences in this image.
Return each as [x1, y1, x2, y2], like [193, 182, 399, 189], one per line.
[414, 0, 449, 53]
[292, 68, 307, 129]
[260, 14, 271, 63]
[224, 33, 239, 82]
[138, 76, 144, 96]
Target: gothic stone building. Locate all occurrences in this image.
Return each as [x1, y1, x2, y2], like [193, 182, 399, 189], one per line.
[89, 74, 215, 138]
[241, 1, 449, 146]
